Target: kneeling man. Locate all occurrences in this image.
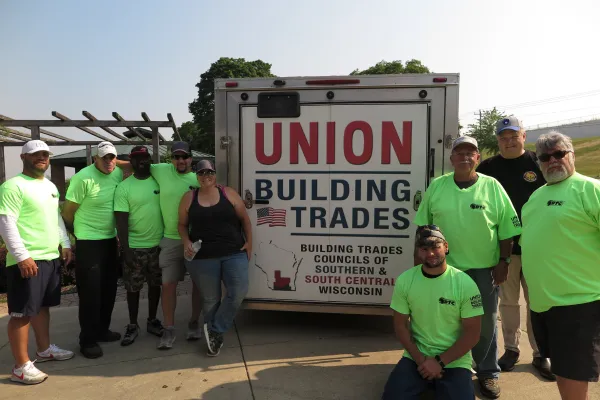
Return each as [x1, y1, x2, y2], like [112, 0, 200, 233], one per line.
[382, 226, 483, 400]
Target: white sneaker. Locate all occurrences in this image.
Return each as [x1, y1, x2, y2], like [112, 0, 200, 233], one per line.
[36, 344, 75, 362]
[11, 361, 48, 385]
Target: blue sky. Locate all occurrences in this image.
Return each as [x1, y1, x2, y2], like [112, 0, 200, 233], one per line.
[2, 0, 599, 178]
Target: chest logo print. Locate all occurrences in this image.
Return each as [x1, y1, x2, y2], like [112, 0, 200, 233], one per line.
[470, 203, 486, 210]
[439, 297, 456, 306]
[547, 200, 564, 206]
[523, 171, 538, 182]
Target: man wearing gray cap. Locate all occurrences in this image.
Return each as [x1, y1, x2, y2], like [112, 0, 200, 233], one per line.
[382, 225, 483, 399]
[414, 135, 521, 398]
[62, 141, 124, 359]
[476, 115, 552, 380]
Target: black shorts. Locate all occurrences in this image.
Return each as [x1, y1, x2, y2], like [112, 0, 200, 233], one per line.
[531, 300, 600, 382]
[6, 258, 62, 317]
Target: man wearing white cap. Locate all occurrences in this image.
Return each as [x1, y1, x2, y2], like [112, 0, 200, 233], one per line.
[0, 140, 75, 384]
[62, 141, 124, 359]
[413, 135, 521, 399]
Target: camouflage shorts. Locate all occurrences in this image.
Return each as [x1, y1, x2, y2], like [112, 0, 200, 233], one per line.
[123, 247, 161, 292]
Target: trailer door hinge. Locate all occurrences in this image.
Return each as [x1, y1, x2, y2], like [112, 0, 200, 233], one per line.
[220, 136, 232, 149]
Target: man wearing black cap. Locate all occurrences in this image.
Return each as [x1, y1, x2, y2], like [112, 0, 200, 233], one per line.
[382, 226, 483, 399]
[116, 141, 202, 349]
[476, 115, 552, 380]
[414, 135, 522, 398]
[114, 146, 165, 346]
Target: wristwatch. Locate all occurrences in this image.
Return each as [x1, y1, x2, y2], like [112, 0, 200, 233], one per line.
[500, 256, 511, 265]
[434, 355, 446, 369]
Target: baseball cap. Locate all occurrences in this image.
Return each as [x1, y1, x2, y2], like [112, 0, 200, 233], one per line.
[496, 115, 523, 134]
[21, 140, 53, 155]
[451, 135, 479, 151]
[129, 145, 150, 157]
[195, 159, 216, 172]
[171, 141, 191, 155]
[97, 141, 117, 157]
[415, 225, 447, 247]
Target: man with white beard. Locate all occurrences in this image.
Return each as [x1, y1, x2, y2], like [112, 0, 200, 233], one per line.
[520, 131, 600, 400]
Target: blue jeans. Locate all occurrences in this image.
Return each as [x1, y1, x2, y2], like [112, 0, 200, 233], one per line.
[185, 252, 249, 334]
[382, 358, 474, 400]
[465, 267, 500, 379]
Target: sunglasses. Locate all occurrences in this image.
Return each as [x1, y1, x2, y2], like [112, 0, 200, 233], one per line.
[538, 150, 572, 163]
[196, 170, 216, 176]
[416, 224, 441, 233]
[173, 154, 190, 160]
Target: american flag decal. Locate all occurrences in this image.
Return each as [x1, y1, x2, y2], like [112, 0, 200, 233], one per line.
[257, 207, 287, 227]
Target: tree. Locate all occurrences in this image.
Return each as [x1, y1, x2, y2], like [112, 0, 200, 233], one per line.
[187, 57, 276, 154]
[466, 108, 507, 155]
[350, 59, 430, 75]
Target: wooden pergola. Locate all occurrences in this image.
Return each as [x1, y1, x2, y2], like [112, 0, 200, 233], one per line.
[0, 111, 182, 197]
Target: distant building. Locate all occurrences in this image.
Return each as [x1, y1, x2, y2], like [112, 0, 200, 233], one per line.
[526, 118, 600, 143]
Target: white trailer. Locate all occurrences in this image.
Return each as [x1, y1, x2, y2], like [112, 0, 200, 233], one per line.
[214, 74, 459, 315]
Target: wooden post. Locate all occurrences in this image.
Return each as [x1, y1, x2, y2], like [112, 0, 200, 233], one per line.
[31, 126, 41, 140]
[86, 145, 92, 165]
[151, 127, 160, 163]
[0, 145, 6, 184]
[51, 164, 66, 200]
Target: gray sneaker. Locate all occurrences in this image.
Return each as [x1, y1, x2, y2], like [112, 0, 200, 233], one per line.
[157, 327, 175, 350]
[186, 320, 202, 341]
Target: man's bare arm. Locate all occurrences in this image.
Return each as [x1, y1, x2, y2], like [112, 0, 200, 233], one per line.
[115, 159, 133, 174]
[393, 311, 426, 365]
[114, 211, 130, 251]
[61, 200, 80, 234]
[438, 315, 482, 366]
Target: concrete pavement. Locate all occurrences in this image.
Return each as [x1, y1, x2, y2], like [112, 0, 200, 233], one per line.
[0, 293, 598, 399]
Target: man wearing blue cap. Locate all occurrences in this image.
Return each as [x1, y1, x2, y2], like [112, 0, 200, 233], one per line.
[477, 115, 552, 380]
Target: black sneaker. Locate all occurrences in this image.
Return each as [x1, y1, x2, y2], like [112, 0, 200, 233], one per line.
[121, 324, 139, 346]
[97, 330, 122, 343]
[479, 377, 500, 399]
[203, 323, 224, 357]
[498, 349, 520, 371]
[532, 357, 556, 381]
[80, 343, 103, 359]
[147, 318, 164, 337]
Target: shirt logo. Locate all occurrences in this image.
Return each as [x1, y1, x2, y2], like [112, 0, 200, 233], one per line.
[547, 200, 564, 206]
[153, 190, 160, 194]
[470, 203, 486, 210]
[439, 297, 456, 306]
[470, 295, 483, 308]
[511, 216, 521, 227]
[523, 171, 538, 182]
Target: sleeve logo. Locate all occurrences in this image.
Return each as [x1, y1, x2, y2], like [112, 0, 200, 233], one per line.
[511, 216, 521, 227]
[470, 295, 483, 308]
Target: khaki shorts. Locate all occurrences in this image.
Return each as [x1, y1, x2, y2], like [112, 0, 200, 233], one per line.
[158, 237, 186, 284]
[123, 247, 161, 292]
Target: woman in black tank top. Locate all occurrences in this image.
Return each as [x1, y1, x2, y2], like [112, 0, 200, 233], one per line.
[177, 160, 252, 356]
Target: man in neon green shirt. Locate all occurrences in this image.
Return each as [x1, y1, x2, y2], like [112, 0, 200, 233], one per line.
[0, 140, 74, 385]
[117, 141, 201, 350]
[114, 146, 165, 346]
[382, 226, 483, 399]
[521, 131, 600, 400]
[62, 141, 124, 359]
[413, 136, 521, 399]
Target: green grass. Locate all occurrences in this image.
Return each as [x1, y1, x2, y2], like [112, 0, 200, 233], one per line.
[482, 136, 600, 179]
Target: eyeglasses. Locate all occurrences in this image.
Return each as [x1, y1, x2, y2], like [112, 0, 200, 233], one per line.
[538, 150, 572, 162]
[196, 170, 216, 176]
[173, 154, 190, 160]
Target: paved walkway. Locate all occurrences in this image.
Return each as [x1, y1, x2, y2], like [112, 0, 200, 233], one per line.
[0, 287, 599, 399]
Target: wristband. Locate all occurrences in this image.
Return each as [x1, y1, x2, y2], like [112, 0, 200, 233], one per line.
[435, 355, 445, 368]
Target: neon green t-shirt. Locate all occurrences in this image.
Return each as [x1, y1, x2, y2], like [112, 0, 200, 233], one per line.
[65, 164, 123, 240]
[150, 163, 198, 240]
[413, 173, 521, 270]
[521, 172, 600, 313]
[114, 175, 164, 248]
[391, 264, 483, 370]
[0, 175, 61, 266]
